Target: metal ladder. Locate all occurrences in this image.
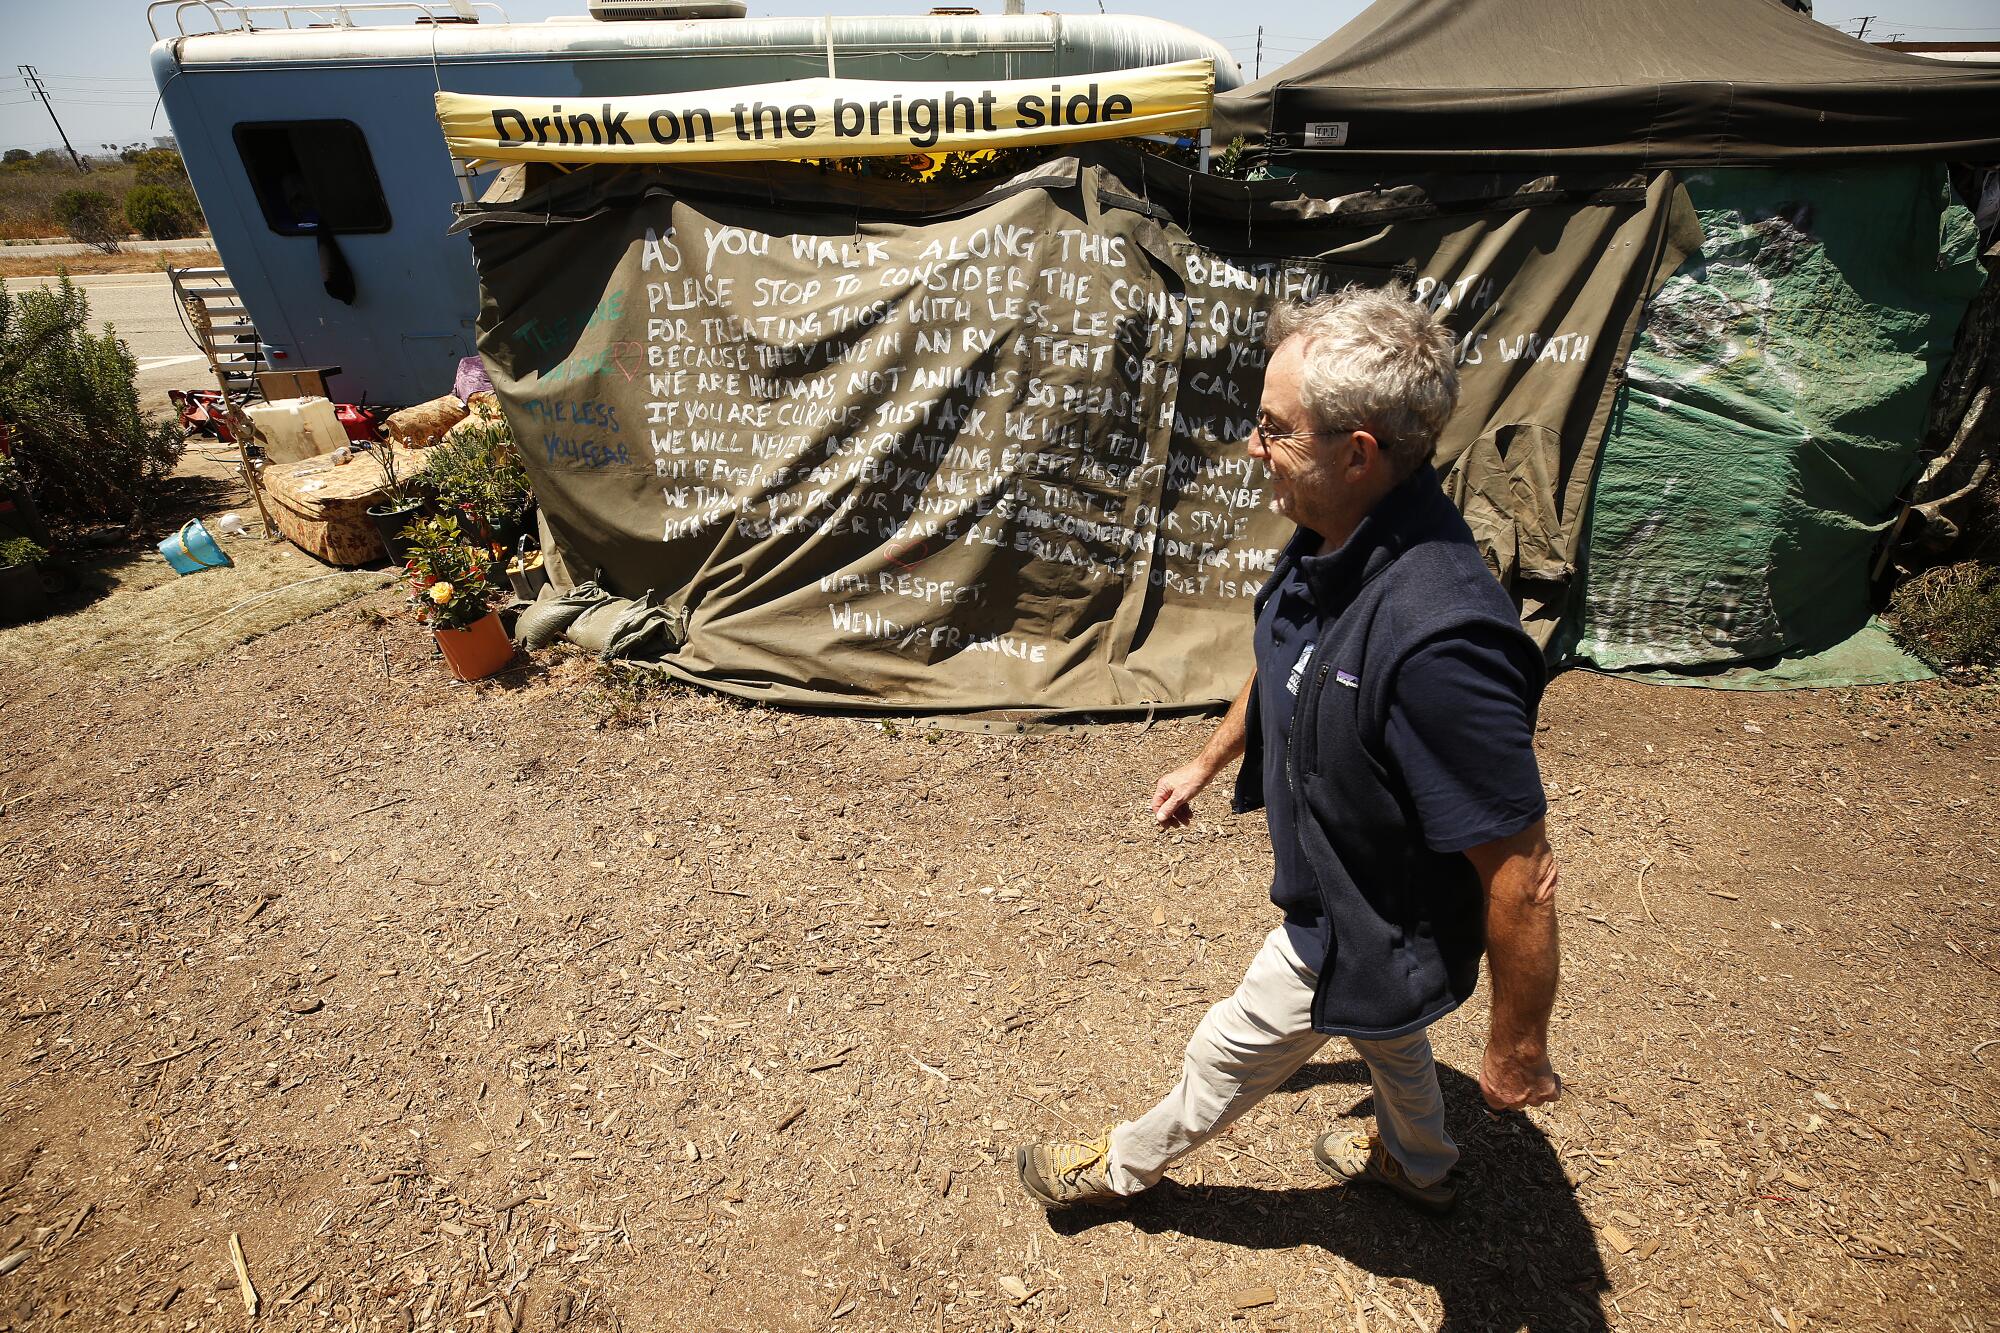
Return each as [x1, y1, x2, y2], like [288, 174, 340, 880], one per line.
[169, 265, 278, 537]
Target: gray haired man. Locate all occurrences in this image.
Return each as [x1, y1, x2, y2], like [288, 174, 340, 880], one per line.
[1018, 285, 1562, 1213]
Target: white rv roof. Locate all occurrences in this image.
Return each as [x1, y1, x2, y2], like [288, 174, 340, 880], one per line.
[156, 13, 1243, 85]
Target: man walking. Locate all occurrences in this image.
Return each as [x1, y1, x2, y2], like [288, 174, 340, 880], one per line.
[1017, 285, 1561, 1214]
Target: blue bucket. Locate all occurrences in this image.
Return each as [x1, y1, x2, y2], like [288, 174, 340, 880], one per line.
[160, 518, 233, 575]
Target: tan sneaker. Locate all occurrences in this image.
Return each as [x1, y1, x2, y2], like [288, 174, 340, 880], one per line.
[1313, 1131, 1457, 1214]
[1015, 1132, 1129, 1209]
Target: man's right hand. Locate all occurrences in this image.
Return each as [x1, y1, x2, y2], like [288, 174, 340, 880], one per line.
[1479, 1040, 1562, 1113]
[1153, 673, 1253, 829]
[1152, 760, 1214, 827]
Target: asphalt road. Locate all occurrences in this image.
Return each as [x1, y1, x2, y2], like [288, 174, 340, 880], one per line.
[16, 271, 209, 412]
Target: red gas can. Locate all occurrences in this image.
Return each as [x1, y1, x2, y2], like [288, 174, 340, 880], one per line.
[333, 403, 382, 441]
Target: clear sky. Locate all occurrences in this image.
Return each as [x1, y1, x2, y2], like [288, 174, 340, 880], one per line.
[3, 0, 1995, 159]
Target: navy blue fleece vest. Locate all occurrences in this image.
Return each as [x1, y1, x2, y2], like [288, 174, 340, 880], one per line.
[1233, 467, 1545, 1040]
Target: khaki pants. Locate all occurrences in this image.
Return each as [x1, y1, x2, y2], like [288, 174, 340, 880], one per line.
[1105, 925, 1459, 1194]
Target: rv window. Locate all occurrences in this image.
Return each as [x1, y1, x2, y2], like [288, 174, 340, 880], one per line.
[234, 121, 390, 236]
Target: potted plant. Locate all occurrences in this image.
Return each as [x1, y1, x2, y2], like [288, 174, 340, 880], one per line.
[362, 438, 421, 566]
[0, 535, 49, 624]
[401, 513, 514, 681]
[418, 413, 534, 551]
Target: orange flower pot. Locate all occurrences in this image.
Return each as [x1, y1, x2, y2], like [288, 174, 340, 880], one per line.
[434, 611, 515, 682]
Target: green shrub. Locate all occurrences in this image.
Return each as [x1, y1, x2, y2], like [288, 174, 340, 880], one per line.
[131, 148, 192, 191]
[124, 184, 201, 240]
[419, 412, 533, 531]
[1890, 560, 2000, 670]
[0, 276, 184, 533]
[50, 188, 120, 253]
[0, 536, 45, 568]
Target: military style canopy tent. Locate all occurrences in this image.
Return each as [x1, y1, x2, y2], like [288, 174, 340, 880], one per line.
[1213, 0, 2000, 169]
[451, 0, 1992, 713]
[1214, 0, 1996, 677]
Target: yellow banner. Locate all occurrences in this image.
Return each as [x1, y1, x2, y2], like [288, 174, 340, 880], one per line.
[435, 60, 1214, 165]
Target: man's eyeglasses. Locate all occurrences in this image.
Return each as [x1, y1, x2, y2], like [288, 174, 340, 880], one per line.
[1252, 412, 1347, 446]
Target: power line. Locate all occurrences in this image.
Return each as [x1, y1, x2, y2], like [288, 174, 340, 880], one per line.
[16, 66, 84, 171]
[38, 81, 164, 93]
[28, 71, 158, 82]
[31, 78, 160, 89]
[1879, 22, 2000, 33]
[18, 85, 165, 107]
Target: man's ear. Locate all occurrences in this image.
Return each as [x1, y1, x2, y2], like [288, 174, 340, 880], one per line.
[1348, 429, 1381, 477]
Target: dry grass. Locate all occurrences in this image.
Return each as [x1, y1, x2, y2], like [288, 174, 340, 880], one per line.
[0, 526, 390, 676]
[0, 160, 141, 240]
[1891, 559, 2000, 670]
[0, 246, 219, 279]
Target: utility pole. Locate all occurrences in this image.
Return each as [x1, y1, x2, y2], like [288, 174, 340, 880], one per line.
[17, 66, 86, 171]
[1851, 15, 1875, 39]
[1254, 25, 1264, 79]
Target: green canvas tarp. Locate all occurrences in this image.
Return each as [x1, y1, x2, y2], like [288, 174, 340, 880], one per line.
[461, 148, 1693, 714]
[1213, 0, 2000, 169]
[1566, 162, 1984, 670]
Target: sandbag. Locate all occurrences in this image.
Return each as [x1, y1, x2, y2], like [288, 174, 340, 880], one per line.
[583, 592, 682, 662]
[512, 581, 607, 650]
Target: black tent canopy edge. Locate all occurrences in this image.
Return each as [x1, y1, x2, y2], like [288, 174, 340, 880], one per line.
[458, 145, 1664, 241]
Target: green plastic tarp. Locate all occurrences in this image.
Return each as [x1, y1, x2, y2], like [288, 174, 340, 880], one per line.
[1566, 162, 1983, 672]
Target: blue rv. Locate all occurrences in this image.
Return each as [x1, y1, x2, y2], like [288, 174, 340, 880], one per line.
[150, 1, 1240, 404]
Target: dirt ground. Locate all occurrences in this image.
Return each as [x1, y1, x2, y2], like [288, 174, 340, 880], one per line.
[0, 492, 1996, 1332]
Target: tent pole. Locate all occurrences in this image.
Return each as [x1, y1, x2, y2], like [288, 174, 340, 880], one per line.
[1198, 126, 1211, 173]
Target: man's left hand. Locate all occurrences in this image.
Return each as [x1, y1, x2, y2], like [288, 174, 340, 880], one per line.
[1479, 1041, 1561, 1112]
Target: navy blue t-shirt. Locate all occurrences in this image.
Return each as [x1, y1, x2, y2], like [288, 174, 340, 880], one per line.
[1253, 539, 1547, 973]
